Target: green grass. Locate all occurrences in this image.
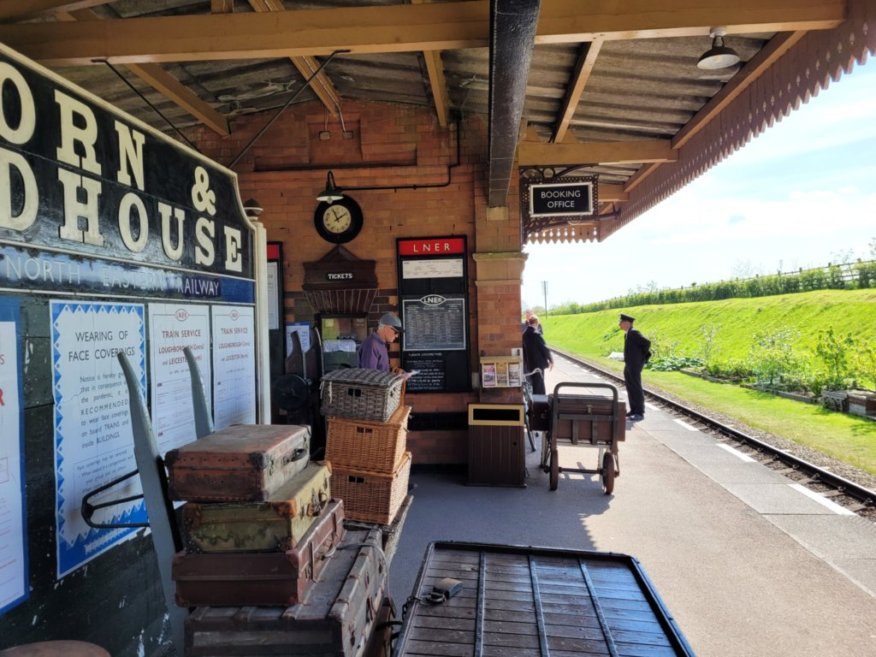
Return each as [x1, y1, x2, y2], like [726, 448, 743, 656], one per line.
[541, 290, 876, 476]
[541, 288, 876, 365]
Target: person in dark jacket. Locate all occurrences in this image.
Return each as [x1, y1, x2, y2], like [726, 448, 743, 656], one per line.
[522, 308, 543, 335]
[522, 315, 553, 395]
[358, 312, 402, 371]
[620, 313, 651, 421]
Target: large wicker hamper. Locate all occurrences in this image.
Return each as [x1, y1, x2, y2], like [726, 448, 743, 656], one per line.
[331, 452, 411, 525]
[326, 405, 411, 473]
[320, 368, 405, 422]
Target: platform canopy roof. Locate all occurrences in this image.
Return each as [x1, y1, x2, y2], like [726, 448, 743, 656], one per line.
[1, 0, 872, 243]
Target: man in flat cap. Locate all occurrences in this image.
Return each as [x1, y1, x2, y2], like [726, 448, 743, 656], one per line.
[358, 312, 403, 372]
[619, 313, 651, 421]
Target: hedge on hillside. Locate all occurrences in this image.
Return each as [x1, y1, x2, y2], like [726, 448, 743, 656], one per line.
[554, 261, 876, 315]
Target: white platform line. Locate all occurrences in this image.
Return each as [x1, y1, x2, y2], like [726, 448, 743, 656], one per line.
[717, 443, 757, 462]
[645, 402, 659, 411]
[788, 484, 856, 516]
[673, 418, 698, 432]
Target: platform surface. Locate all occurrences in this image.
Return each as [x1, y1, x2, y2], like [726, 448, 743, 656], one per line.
[389, 354, 876, 657]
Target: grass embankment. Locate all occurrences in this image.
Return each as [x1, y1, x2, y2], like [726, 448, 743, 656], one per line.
[540, 289, 876, 476]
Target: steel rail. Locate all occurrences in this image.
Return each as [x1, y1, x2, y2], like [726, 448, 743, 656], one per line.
[550, 346, 876, 509]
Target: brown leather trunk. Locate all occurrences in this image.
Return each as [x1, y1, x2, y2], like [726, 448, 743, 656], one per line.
[181, 462, 331, 553]
[165, 424, 311, 502]
[553, 395, 626, 444]
[172, 499, 345, 607]
[185, 528, 388, 657]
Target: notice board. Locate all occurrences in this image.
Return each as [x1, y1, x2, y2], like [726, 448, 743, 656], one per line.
[397, 237, 470, 393]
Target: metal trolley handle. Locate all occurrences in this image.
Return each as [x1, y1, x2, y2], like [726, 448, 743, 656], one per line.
[81, 468, 147, 529]
[552, 381, 619, 403]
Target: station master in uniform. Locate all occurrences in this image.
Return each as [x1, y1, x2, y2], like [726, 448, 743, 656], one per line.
[620, 313, 651, 421]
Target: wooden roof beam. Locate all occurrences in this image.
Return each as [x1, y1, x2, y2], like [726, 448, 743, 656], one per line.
[123, 63, 231, 136]
[0, 0, 845, 66]
[0, 0, 109, 22]
[248, 0, 341, 119]
[624, 30, 806, 193]
[211, 0, 234, 12]
[552, 38, 602, 144]
[598, 184, 627, 203]
[518, 139, 677, 166]
[413, 0, 450, 128]
[56, 8, 230, 137]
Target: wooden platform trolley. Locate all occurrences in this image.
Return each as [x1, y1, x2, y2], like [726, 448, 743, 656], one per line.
[395, 541, 696, 657]
[532, 382, 625, 493]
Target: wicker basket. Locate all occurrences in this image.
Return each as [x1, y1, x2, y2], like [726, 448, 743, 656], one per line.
[331, 452, 411, 525]
[320, 368, 405, 422]
[326, 405, 411, 473]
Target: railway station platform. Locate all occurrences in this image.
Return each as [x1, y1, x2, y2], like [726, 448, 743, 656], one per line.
[389, 353, 876, 657]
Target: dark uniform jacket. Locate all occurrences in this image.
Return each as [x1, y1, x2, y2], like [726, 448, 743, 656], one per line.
[623, 328, 651, 371]
[523, 326, 553, 372]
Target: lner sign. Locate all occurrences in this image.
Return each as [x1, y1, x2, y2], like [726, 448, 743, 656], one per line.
[529, 181, 594, 217]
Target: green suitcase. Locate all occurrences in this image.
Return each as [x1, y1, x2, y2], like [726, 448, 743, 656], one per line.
[182, 462, 331, 553]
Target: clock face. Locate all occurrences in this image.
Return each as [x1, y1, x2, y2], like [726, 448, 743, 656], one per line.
[314, 197, 363, 244]
[322, 205, 352, 233]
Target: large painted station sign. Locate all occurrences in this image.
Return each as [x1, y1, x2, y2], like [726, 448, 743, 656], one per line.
[0, 44, 254, 303]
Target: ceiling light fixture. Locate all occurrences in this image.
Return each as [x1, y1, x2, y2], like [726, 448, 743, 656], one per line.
[316, 170, 345, 202]
[242, 198, 263, 217]
[697, 27, 741, 70]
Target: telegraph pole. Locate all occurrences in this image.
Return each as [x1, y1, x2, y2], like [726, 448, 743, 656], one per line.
[542, 280, 548, 316]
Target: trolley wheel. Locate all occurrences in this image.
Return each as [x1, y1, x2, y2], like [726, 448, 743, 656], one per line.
[601, 451, 616, 495]
[549, 449, 559, 491]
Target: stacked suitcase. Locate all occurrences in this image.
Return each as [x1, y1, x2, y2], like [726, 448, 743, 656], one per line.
[321, 368, 412, 525]
[164, 423, 390, 656]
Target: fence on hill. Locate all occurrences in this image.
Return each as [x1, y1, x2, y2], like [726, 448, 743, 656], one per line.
[553, 260, 876, 315]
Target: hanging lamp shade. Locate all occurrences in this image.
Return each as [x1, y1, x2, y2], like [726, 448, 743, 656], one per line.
[697, 28, 741, 70]
[316, 170, 344, 202]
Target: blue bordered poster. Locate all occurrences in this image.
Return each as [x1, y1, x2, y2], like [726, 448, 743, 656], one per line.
[0, 297, 27, 614]
[50, 301, 147, 578]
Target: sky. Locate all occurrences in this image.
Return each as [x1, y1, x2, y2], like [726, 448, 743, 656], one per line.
[521, 57, 876, 309]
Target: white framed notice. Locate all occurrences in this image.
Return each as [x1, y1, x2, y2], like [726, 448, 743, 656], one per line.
[285, 322, 312, 357]
[50, 301, 147, 578]
[0, 299, 27, 614]
[211, 305, 256, 428]
[148, 303, 212, 454]
[401, 258, 464, 280]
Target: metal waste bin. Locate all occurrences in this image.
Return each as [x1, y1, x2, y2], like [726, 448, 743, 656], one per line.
[467, 403, 525, 487]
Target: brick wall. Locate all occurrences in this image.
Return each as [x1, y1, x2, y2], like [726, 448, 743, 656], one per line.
[190, 100, 525, 463]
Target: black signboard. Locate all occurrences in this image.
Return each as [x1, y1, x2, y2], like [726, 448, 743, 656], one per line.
[402, 296, 466, 351]
[0, 47, 253, 282]
[397, 236, 470, 393]
[402, 351, 447, 392]
[529, 181, 594, 217]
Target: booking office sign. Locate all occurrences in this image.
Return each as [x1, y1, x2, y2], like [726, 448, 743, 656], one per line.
[0, 44, 256, 577]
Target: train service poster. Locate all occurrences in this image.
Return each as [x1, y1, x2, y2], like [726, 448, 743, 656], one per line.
[50, 301, 146, 578]
[148, 303, 212, 455]
[211, 305, 256, 428]
[0, 298, 26, 614]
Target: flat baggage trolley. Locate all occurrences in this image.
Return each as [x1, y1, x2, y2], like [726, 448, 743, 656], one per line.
[538, 382, 625, 493]
[395, 541, 696, 657]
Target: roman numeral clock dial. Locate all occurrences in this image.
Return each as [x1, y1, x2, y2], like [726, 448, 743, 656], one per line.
[314, 196, 364, 244]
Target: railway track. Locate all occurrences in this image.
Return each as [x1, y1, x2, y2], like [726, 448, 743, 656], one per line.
[551, 348, 876, 516]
